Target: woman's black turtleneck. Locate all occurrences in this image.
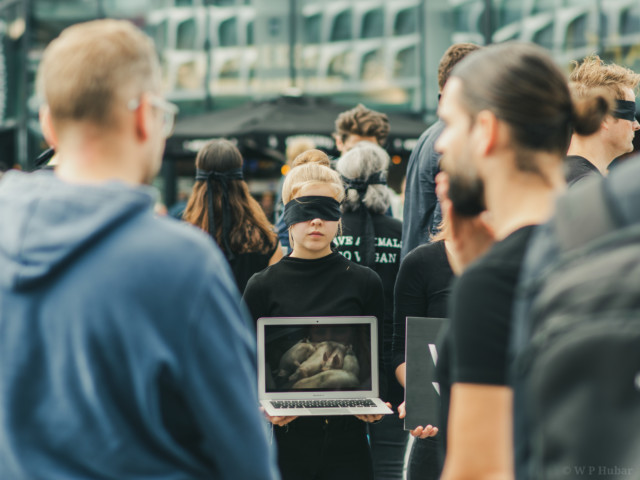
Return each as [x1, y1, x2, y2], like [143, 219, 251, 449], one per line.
[243, 251, 386, 397]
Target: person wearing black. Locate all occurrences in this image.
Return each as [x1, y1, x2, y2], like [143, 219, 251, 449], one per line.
[243, 162, 388, 480]
[392, 226, 455, 480]
[334, 141, 406, 480]
[183, 139, 283, 293]
[432, 43, 612, 479]
[401, 43, 481, 259]
[564, 56, 640, 187]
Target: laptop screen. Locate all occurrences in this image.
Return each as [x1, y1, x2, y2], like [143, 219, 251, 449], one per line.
[262, 322, 373, 393]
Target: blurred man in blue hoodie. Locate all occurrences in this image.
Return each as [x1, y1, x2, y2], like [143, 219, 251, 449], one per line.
[0, 19, 279, 480]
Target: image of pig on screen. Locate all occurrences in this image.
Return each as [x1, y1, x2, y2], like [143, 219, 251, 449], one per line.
[266, 324, 371, 391]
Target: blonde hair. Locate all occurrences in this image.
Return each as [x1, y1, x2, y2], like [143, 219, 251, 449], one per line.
[430, 216, 451, 243]
[282, 163, 345, 204]
[37, 19, 161, 130]
[570, 55, 640, 101]
[291, 149, 331, 168]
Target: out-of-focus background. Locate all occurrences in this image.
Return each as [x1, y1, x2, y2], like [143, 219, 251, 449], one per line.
[0, 0, 639, 214]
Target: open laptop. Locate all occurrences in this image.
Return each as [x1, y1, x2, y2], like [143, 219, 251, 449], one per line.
[257, 316, 393, 416]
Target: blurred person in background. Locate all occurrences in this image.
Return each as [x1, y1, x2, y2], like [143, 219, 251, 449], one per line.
[334, 141, 405, 480]
[334, 104, 389, 154]
[0, 19, 279, 480]
[183, 138, 283, 293]
[393, 213, 458, 480]
[401, 43, 481, 260]
[565, 55, 640, 186]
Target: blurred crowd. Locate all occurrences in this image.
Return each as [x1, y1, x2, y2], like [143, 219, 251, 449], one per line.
[1, 18, 640, 480]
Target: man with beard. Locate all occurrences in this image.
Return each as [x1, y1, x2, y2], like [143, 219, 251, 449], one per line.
[431, 43, 611, 479]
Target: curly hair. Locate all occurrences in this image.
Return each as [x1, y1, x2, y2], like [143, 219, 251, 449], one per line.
[334, 104, 389, 146]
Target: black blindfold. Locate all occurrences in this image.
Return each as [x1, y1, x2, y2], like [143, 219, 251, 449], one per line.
[283, 196, 342, 227]
[613, 99, 637, 122]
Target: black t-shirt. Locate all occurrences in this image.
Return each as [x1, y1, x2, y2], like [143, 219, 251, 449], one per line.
[564, 155, 602, 187]
[334, 209, 402, 369]
[391, 240, 454, 373]
[435, 226, 535, 453]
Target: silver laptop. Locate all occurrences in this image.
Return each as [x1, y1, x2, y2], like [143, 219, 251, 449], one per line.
[257, 316, 393, 416]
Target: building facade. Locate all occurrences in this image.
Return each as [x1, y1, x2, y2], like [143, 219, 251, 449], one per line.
[0, 0, 638, 167]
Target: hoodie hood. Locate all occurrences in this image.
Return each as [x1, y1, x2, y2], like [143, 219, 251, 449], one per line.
[0, 170, 155, 291]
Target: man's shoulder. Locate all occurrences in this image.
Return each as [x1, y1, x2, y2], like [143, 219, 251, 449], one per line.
[414, 120, 445, 153]
[121, 215, 229, 277]
[564, 155, 601, 187]
[406, 120, 443, 174]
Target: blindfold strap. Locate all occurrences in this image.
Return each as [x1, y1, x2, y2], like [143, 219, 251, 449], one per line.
[613, 99, 637, 122]
[195, 168, 244, 260]
[341, 172, 386, 267]
[360, 206, 376, 268]
[283, 196, 342, 227]
[342, 171, 387, 195]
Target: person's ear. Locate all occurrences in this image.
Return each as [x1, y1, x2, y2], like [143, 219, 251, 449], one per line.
[474, 110, 499, 156]
[39, 106, 58, 148]
[601, 114, 613, 131]
[334, 134, 346, 154]
[133, 94, 152, 142]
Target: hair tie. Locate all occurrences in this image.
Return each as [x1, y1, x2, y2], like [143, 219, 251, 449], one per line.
[195, 168, 244, 260]
[341, 171, 387, 196]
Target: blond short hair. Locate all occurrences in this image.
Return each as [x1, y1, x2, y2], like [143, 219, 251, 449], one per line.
[282, 163, 345, 204]
[291, 149, 331, 168]
[570, 55, 640, 100]
[37, 19, 161, 130]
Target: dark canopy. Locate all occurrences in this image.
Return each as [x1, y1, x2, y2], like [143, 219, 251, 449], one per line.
[166, 95, 429, 160]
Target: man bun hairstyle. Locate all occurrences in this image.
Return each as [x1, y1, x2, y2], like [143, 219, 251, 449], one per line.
[571, 89, 615, 136]
[451, 42, 613, 166]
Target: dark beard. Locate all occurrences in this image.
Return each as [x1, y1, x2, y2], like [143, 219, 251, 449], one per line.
[448, 173, 486, 217]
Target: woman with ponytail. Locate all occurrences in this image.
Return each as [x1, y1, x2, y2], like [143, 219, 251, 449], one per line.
[183, 139, 283, 293]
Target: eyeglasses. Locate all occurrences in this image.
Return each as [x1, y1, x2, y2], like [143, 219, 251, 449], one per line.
[128, 93, 179, 138]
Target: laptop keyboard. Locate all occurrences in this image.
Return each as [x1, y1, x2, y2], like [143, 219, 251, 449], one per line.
[271, 399, 376, 409]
